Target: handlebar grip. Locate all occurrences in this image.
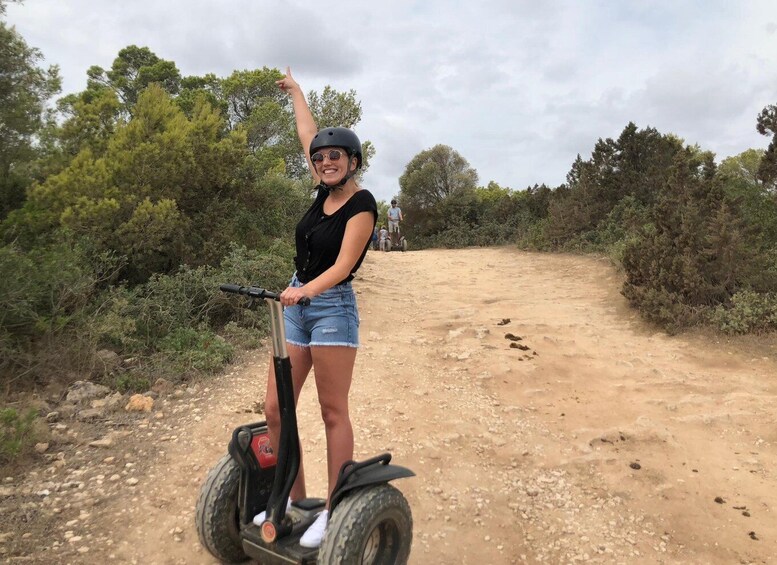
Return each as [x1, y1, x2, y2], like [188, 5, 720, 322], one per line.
[220, 283, 310, 305]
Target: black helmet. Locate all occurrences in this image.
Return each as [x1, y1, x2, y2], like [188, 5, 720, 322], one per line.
[391, 199, 397, 205]
[310, 127, 362, 169]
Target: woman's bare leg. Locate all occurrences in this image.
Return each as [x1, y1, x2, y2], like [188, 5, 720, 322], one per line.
[264, 343, 313, 501]
[310, 346, 357, 506]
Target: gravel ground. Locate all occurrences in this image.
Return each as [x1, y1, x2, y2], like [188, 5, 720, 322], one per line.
[2, 247, 776, 564]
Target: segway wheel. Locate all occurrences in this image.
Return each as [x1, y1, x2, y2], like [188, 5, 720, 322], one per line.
[195, 454, 248, 563]
[318, 484, 413, 565]
[401, 239, 408, 252]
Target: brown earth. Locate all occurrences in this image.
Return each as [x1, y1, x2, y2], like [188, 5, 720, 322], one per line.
[3, 247, 777, 564]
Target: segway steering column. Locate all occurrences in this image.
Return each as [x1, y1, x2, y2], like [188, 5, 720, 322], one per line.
[220, 284, 310, 542]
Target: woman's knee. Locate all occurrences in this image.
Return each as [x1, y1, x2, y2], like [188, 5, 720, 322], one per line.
[264, 396, 281, 429]
[319, 402, 349, 429]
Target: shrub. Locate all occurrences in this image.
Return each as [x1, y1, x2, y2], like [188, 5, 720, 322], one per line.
[711, 290, 777, 334]
[606, 234, 642, 269]
[86, 243, 294, 384]
[114, 373, 151, 393]
[0, 239, 122, 389]
[516, 218, 552, 251]
[221, 321, 263, 350]
[158, 325, 234, 374]
[0, 407, 40, 464]
[620, 285, 700, 334]
[97, 243, 292, 350]
[621, 150, 754, 330]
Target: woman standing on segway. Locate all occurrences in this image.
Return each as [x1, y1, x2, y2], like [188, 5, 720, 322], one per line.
[253, 67, 377, 549]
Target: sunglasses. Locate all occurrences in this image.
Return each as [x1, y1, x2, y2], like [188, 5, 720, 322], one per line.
[311, 149, 344, 163]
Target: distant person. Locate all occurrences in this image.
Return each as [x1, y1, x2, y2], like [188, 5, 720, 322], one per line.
[387, 199, 403, 246]
[371, 226, 379, 250]
[379, 225, 389, 251]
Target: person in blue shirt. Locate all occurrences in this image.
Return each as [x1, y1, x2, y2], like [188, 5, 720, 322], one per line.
[387, 199, 403, 247]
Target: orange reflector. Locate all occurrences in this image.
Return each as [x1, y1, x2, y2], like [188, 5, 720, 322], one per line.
[261, 521, 277, 542]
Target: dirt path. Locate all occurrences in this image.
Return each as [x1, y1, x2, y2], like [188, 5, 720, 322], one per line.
[5, 247, 777, 564]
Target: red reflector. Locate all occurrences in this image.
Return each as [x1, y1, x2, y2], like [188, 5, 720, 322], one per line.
[252, 433, 277, 469]
[261, 521, 277, 542]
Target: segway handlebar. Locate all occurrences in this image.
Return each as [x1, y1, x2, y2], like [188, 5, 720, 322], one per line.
[220, 284, 311, 306]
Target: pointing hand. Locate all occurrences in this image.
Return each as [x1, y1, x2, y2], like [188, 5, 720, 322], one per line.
[276, 66, 300, 94]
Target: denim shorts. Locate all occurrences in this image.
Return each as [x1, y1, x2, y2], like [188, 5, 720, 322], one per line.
[283, 274, 360, 348]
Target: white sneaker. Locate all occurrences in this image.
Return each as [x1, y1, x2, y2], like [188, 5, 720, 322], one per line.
[253, 499, 292, 525]
[299, 509, 328, 548]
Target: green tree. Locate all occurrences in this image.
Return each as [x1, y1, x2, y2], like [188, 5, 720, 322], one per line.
[219, 67, 293, 180]
[208, 70, 375, 181]
[3, 85, 247, 280]
[87, 46, 181, 113]
[717, 149, 777, 288]
[621, 149, 755, 329]
[0, 20, 61, 218]
[718, 149, 776, 240]
[308, 86, 363, 130]
[177, 73, 226, 119]
[718, 148, 762, 184]
[545, 123, 683, 247]
[524, 183, 553, 221]
[398, 144, 478, 239]
[0, 0, 22, 16]
[375, 199, 389, 226]
[221, 68, 286, 128]
[475, 181, 519, 225]
[756, 104, 777, 190]
[56, 87, 122, 158]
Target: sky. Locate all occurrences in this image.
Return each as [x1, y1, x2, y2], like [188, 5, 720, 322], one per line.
[6, 0, 777, 203]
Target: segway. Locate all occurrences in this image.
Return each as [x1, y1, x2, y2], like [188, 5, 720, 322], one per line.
[387, 228, 408, 252]
[195, 284, 414, 564]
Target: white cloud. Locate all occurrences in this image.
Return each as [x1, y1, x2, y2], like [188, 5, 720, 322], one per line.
[6, 0, 777, 202]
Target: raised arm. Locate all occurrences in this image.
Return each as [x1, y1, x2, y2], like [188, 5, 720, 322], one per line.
[276, 67, 319, 182]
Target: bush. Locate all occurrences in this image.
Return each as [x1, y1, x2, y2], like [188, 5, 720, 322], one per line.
[97, 243, 292, 349]
[621, 285, 701, 333]
[711, 290, 777, 334]
[0, 240, 107, 338]
[158, 325, 234, 374]
[0, 407, 40, 464]
[114, 373, 151, 393]
[620, 150, 755, 330]
[516, 218, 553, 251]
[0, 239, 121, 389]
[538, 197, 652, 260]
[0, 234, 295, 394]
[221, 321, 263, 350]
[87, 243, 294, 385]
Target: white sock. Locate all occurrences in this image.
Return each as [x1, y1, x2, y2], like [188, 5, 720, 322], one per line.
[253, 499, 292, 525]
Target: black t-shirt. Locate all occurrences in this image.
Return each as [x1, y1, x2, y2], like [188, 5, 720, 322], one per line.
[294, 187, 378, 284]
